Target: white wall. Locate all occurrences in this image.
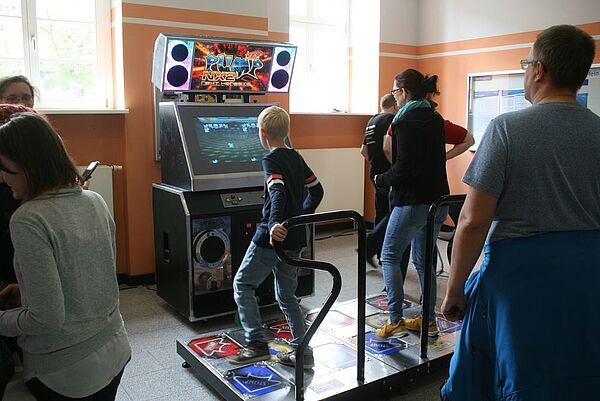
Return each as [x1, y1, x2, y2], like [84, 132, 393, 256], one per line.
[268, 0, 288, 33]
[298, 149, 364, 214]
[417, 0, 600, 45]
[380, 0, 419, 45]
[123, 0, 267, 17]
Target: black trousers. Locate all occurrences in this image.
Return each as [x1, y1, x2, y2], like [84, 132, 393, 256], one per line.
[26, 365, 125, 401]
[374, 186, 390, 227]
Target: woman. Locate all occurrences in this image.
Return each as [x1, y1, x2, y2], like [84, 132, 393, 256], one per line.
[0, 113, 130, 400]
[0, 75, 37, 108]
[0, 104, 34, 285]
[373, 69, 449, 339]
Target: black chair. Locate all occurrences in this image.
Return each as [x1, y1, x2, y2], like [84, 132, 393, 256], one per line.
[436, 202, 464, 274]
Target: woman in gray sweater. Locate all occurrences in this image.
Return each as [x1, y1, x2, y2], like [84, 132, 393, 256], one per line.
[0, 113, 130, 400]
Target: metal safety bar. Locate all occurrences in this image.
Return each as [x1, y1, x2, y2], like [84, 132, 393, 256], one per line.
[420, 194, 466, 358]
[274, 210, 367, 401]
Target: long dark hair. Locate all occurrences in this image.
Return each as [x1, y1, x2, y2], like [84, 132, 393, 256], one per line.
[0, 113, 82, 200]
[394, 69, 439, 100]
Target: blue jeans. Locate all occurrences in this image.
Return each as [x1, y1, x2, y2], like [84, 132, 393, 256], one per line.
[381, 204, 448, 324]
[233, 242, 311, 355]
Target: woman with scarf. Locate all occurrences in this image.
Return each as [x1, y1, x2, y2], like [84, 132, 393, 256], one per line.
[373, 69, 449, 339]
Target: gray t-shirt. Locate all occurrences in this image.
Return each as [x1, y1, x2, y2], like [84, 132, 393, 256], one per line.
[464, 102, 600, 243]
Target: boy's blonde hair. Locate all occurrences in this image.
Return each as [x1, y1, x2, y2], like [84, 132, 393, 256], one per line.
[257, 106, 289, 140]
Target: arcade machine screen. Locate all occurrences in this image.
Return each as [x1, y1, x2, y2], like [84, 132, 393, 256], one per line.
[177, 104, 272, 178]
[193, 116, 265, 175]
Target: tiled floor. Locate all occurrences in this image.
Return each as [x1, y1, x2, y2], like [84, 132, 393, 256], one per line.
[4, 231, 459, 401]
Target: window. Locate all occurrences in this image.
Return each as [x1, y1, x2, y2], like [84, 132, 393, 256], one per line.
[289, 0, 349, 113]
[289, 0, 379, 114]
[0, 0, 112, 109]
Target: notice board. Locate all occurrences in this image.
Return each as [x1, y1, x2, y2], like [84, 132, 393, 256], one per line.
[467, 65, 600, 149]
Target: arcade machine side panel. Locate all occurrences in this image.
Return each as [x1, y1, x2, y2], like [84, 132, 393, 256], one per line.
[153, 184, 192, 319]
[159, 102, 192, 190]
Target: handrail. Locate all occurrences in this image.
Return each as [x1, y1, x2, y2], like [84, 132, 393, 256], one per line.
[421, 194, 466, 358]
[274, 210, 367, 401]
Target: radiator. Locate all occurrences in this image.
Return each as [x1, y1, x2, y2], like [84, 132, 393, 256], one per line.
[78, 164, 119, 217]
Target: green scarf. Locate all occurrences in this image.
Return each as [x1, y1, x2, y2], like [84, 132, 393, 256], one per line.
[392, 99, 431, 124]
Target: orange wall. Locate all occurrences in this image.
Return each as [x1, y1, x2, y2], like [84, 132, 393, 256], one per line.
[49, 114, 128, 273]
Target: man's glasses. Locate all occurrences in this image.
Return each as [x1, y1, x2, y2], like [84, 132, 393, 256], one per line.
[520, 59, 537, 70]
[390, 88, 402, 95]
[2, 94, 33, 104]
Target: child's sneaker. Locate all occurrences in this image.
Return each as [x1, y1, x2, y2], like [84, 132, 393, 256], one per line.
[276, 352, 315, 369]
[227, 341, 271, 364]
[375, 319, 408, 339]
[404, 315, 439, 337]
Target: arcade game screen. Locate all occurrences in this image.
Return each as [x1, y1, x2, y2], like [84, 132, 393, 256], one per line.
[191, 41, 274, 92]
[192, 116, 266, 175]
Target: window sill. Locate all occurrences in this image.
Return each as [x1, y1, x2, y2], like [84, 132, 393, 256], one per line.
[37, 108, 129, 115]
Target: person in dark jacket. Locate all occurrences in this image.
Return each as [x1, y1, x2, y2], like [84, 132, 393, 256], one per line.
[373, 69, 449, 339]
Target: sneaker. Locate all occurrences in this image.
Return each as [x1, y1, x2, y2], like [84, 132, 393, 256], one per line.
[404, 315, 439, 337]
[375, 319, 408, 339]
[227, 341, 271, 365]
[276, 351, 315, 369]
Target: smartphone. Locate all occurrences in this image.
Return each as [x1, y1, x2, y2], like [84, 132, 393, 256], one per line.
[81, 161, 100, 182]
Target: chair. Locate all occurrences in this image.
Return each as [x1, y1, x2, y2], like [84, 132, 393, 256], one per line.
[436, 202, 463, 274]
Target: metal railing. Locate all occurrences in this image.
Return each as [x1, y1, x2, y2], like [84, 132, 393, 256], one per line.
[420, 194, 466, 358]
[274, 210, 366, 401]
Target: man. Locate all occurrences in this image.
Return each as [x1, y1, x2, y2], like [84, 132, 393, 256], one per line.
[361, 94, 398, 227]
[441, 25, 600, 400]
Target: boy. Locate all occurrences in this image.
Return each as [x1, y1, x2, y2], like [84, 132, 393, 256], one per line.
[228, 106, 323, 368]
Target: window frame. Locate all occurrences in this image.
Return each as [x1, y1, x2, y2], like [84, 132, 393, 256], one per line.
[8, 0, 115, 110]
[289, 0, 351, 114]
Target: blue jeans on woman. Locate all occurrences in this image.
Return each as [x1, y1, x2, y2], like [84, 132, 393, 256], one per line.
[381, 204, 448, 324]
[233, 242, 311, 355]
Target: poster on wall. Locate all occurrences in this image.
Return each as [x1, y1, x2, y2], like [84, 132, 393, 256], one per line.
[467, 65, 600, 149]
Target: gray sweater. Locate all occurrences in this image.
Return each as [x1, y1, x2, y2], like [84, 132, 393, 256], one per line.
[0, 187, 126, 375]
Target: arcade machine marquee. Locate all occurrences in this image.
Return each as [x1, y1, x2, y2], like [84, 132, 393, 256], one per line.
[151, 34, 313, 323]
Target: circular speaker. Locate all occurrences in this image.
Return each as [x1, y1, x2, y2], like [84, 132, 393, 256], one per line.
[171, 43, 189, 62]
[193, 229, 229, 268]
[201, 235, 226, 264]
[270, 69, 289, 89]
[166, 65, 189, 87]
[276, 50, 291, 66]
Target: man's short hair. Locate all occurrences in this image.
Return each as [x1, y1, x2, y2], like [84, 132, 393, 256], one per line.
[258, 106, 289, 140]
[380, 94, 396, 110]
[533, 25, 595, 92]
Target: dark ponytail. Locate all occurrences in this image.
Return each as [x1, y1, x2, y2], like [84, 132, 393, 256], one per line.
[394, 69, 439, 100]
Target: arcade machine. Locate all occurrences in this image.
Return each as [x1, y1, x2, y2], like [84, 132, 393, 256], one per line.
[175, 197, 467, 400]
[151, 34, 313, 322]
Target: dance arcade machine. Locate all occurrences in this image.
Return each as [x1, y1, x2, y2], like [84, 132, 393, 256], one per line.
[151, 34, 314, 322]
[176, 198, 466, 401]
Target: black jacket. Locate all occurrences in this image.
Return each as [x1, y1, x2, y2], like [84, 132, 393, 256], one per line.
[377, 107, 449, 207]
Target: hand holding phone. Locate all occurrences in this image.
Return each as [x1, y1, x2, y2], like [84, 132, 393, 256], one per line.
[81, 161, 100, 185]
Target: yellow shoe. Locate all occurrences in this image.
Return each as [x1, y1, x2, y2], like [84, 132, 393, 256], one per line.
[375, 319, 408, 339]
[404, 315, 439, 337]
